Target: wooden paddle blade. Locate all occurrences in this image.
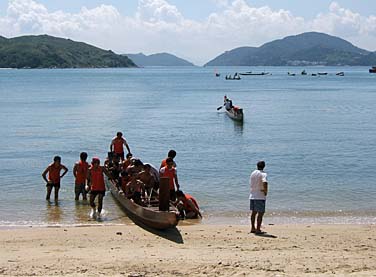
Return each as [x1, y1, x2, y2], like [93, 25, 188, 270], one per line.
[217, 106, 223, 110]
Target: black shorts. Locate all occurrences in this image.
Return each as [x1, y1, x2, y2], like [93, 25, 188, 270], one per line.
[115, 152, 125, 160]
[250, 199, 266, 213]
[46, 183, 60, 189]
[90, 190, 106, 196]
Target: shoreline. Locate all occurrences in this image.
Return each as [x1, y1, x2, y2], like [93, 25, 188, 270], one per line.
[0, 223, 375, 276]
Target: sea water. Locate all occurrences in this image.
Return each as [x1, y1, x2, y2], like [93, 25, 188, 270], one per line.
[0, 66, 375, 226]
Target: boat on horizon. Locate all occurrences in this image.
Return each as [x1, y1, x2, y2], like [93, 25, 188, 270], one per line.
[369, 66, 376, 73]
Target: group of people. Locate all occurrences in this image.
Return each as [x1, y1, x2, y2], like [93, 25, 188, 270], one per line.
[42, 132, 202, 220]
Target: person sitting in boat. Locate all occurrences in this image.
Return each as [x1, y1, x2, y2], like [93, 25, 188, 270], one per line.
[105, 153, 121, 187]
[122, 153, 133, 172]
[125, 170, 146, 205]
[175, 190, 202, 219]
[225, 98, 233, 111]
[138, 164, 159, 198]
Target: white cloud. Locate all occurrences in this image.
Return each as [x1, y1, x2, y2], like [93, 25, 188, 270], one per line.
[0, 0, 375, 65]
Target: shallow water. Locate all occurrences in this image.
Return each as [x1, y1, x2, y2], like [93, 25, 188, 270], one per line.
[0, 66, 375, 226]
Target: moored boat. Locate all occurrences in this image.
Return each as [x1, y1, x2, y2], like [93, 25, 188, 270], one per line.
[106, 179, 179, 230]
[369, 66, 376, 73]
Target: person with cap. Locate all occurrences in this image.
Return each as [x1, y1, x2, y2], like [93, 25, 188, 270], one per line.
[249, 160, 268, 235]
[73, 152, 89, 201]
[42, 156, 68, 201]
[87, 157, 111, 218]
[110, 131, 131, 161]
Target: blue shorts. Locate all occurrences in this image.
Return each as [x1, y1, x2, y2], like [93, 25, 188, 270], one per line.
[250, 199, 266, 213]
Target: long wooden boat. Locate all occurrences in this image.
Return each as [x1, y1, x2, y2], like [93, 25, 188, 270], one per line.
[225, 107, 243, 122]
[106, 179, 179, 230]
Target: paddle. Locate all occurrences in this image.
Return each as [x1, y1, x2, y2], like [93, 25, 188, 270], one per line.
[217, 105, 224, 110]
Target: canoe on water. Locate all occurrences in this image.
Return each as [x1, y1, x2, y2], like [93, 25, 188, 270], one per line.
[225, 107, 244, 122]
[106, 179, 180, 230]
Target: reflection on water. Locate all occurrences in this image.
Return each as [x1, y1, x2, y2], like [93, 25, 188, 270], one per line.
[233, 121, 244, 134]
[45, 201, 63, 223]
[74, 200, 90, 222]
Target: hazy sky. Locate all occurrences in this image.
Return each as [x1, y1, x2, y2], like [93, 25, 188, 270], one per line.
[1, 0, 375, 65]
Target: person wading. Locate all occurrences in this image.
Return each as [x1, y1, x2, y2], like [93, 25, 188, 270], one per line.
[42, 156, 68, 201]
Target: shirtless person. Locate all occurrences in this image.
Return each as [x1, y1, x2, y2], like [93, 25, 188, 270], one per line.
[42, 156, 68, 201]
[125, 171, 146, 205]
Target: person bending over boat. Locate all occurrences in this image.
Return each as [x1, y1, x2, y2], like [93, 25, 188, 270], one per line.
[176, 190, 202, 219]
[73, 152, 89, 201]
[87, 157, 111, 218]
[160, 149, 177, 169]
[138, 164, 159, 198]
[110, 131, 131, 161]
[159, 157, 180, 201]
[125, 170, 146, 205]
[42, 156, 68, 201]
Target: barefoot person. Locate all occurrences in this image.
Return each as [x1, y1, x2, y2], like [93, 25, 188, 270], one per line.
[73, 152, 89, 201]
[87, 157, 111, 218]
[42, 156, 68, 201]
[110, 132, 131, 161]
[176, 190, 202, 219]
[249, 161, 268, 235]
[160, 149, 177, 169]
[159, 157, 180, 201]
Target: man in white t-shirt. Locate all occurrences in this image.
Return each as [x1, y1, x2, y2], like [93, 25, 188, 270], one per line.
[249, 161, 268, 235]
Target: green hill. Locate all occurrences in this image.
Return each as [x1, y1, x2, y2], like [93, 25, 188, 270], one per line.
[205, 32, 376, 66]
[0, 35, 136, 69]
[125, 52, 194, 66]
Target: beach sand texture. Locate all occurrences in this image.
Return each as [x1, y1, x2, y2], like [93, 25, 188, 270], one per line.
[0, 224, 375, 276]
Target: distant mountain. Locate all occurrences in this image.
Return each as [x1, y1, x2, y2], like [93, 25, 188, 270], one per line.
[205, 32, 376, 66]
[0, 35, 136, 69]
[125, 52, 194, 66]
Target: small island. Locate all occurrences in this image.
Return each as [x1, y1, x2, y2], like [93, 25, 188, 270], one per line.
[0, 35, 136, 69]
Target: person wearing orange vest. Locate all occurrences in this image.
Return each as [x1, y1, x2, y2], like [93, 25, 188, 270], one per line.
[160, 149, 177, 169]
[159, 157, 180, 201]
[176, 190, 202, 219]
[73, 152, 89, 201]
[110, 132, 131, 161]
[42, 156, 68, 201]
[87, 157, 111, 218]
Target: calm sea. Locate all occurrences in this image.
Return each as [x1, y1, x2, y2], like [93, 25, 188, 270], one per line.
[0, 66, 375, 226]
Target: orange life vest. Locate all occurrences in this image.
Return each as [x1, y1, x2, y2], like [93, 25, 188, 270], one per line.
[75, 161, 88, 185]
[90, 166, 105, 191]
[48, 164, 62, 184]
[113, 137, 124, 154]
[160, 166, 176, 190]
[184, 194, 199, 212]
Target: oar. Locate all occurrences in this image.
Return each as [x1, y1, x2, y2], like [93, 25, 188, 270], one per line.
[217, 105, 223, 110]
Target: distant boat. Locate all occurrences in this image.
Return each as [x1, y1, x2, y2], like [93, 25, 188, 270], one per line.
[301, 70, 307, 75]
[369, 66, 376, 73]
[311, 73, 317, 76]
[226, 107, 243, 122]
[288, 72, 296, 76]
[239, 72, 269, 76]
[215, 73, 220, 77]
[336, 72, 345, 76]
[318, 72, 328, 75]
[225, 73, 241, 80]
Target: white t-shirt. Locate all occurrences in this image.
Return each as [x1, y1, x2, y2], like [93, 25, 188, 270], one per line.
[249, 169, 268, 200]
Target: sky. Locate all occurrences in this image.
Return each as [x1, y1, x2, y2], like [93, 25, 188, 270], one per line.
[0, 0, 375, 65]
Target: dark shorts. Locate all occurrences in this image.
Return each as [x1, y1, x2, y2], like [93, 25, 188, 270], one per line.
[75, 184, 86, 194]
[90, 190, 106, 196]
[170, 189, 176, 201]
[250, 199, 266, 213]
[115, 152, 125, 160]
[46, 183, 60, 189]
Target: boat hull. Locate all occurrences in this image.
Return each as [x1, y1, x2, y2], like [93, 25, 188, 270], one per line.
[106, 180, 179, 230]
[225, 108, 243, 122]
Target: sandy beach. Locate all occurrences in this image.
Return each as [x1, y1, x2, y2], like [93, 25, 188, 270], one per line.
[0, 223, 375, 276]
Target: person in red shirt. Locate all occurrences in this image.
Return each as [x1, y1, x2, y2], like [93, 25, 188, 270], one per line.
[159, 157, 179, 201]
[160, 149, 177, 169]
[176, 190, 202, 219]
[87, 157, 111, 218]
[42, 156, 68, 201]
[110, 132, 131, 161]
[73, 152, 89, 201]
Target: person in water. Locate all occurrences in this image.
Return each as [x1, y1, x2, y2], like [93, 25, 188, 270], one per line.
[87, 157, 111, 218]
[249, 160, 268, 235]
[42, 156, 68, 201]
[110, 131, 131, 161]
[159, 157, 180, 201]
[73, 152, 89, 201]
[176, 190, 202, 219]
[160, 149, 177, 169]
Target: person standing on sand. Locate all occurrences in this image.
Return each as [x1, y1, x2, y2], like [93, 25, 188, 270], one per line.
[73, 152, 89, 201]
[42, 156, 68, 201]
[87, 157, 111, 218]
[249, 160, 268, 235]
[110, 131, 131, 161]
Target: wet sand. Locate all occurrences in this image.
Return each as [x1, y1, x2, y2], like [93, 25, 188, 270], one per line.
[0, 223, 375, 276]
